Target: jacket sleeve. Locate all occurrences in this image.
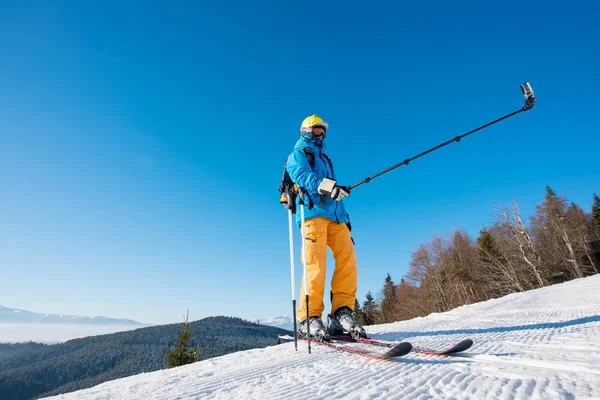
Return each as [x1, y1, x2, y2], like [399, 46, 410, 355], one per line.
[286, 149, 323, 195]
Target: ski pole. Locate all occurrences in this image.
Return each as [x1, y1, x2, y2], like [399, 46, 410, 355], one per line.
[349, 82, 536, 191]
[298, 190, 311, 354]
[287, 209, 298, 351]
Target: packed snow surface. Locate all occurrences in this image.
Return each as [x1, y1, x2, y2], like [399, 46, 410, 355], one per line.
[46, 275, 600, 399]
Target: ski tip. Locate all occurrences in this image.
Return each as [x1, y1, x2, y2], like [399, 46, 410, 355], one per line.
[442, 338, 473, 354]
[455, 338, 474, 352]
[383, 342, 412, 358]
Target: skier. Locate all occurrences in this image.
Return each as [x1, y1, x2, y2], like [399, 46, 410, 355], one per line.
[285, 114, 367, 341]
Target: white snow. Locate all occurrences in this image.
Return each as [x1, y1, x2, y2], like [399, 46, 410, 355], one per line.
[43, 275, 600, 399]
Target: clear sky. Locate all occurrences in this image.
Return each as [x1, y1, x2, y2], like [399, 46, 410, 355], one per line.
[1, 1, 599, 325]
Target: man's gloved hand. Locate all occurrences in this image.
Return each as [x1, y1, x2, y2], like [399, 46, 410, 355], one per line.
[318, 178, 351, 201]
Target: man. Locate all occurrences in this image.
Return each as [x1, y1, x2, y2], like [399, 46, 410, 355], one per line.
[285, 114, 367, 341]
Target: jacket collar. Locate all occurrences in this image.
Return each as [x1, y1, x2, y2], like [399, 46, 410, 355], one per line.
[296, 133, 324, 150]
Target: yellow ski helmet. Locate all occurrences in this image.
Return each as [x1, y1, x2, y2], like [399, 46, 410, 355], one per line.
[300, 114, 329, 134]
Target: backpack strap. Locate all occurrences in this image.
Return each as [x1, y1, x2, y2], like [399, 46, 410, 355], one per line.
[320, 152, 335, 178]
[301, 147, 315, 168]
[301, 147, 337, 206]
[279, 148, 316, 214]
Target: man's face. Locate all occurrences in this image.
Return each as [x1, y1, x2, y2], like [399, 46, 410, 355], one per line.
[311, 127, 325, 138]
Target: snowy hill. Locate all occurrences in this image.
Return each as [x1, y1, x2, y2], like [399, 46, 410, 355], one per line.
[44, 275, 600, 399]
[0, 305, 143, 325]
[254, 315, 294, 331]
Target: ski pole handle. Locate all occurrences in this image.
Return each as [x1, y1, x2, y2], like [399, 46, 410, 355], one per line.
[298, 188, 314, 210]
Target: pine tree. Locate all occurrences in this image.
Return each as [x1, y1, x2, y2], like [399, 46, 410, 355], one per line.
[593, 194, 600, 238]
[362, 292, 378, 326]
[545, 185, 558, 200]
[380, 273, 397, 323]
[477, 228, 497, 259]
[591, 194, 600, 272]
[531, 186, 581, 281]
[167, 311, 199, 368]
[353, 298, 365, 325]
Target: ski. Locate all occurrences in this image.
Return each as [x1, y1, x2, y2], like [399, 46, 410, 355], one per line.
[278, 334, 412, 360]
[329, 334, 395, 348]
[412, 339, 473, 355]
[329, 334, 473, 355]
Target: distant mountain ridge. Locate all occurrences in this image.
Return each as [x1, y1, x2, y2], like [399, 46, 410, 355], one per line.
[255, 315, 294, 331]
[0, 305, 143, 326]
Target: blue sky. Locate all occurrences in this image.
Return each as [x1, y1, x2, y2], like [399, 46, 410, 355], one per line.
[1, 1, 599, 325]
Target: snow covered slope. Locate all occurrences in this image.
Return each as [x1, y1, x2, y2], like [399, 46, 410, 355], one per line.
[45, 275, 600, 399]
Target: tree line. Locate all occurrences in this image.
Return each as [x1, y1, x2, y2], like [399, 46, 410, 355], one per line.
[0, 316, 287, 400]
[354, 188, 600, 324]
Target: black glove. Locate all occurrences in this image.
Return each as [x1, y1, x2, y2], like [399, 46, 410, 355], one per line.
[318, 178, 350, 201]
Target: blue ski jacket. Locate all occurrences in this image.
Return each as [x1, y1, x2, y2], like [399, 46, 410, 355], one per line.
[285, 133, 350, 227]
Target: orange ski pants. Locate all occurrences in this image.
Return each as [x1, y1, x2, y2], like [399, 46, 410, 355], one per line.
[297, 217, 358, 321]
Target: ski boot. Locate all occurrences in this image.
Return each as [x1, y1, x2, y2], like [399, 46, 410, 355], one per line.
[328, 306, 367, 339]
[299, 316, 330, 342]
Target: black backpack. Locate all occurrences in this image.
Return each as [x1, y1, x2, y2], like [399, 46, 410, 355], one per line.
[279, 148, 334, 214]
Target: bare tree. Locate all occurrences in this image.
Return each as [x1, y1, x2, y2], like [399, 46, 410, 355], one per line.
[433, 230, 486, 308]
[404, 230, 487, 317]
[394, 278, 420, 320]
[374, 188, 599, 330]
[477, 227, 527, 295]
[565, 203, 599, 274]
[493, 201, 547, 287]
[406, 237, 449, 315]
